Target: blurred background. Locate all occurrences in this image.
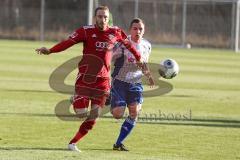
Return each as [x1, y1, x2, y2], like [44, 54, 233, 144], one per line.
[0, 0, 239, 50]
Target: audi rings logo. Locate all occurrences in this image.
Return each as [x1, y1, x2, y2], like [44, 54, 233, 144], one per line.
[95, 41, 109, 49]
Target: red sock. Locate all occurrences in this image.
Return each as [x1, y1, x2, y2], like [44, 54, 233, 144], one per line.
[69, 119, 96, 144]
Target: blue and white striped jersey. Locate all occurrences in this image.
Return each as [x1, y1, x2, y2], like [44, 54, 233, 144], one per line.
[112, 35, 151, 84]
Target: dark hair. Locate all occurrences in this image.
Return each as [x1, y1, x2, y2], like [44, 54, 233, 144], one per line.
[94, 5, 109, 16]
[129, 18, 145, 29]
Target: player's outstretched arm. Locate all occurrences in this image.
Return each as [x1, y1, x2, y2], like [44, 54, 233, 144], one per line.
[135, 59, 144, 68]
[35, 39, 76, 55]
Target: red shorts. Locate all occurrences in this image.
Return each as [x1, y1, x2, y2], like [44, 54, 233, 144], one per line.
[73, 75, 110, 109]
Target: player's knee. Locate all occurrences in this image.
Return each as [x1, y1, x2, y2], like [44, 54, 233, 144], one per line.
[111, 108, 124, 119]
[113, 112, 124, 119]
[88, 112, 100, 120]
[112, 111, 124, 119]
[87, 104, 102, 120]
[74, 108, 88, 118]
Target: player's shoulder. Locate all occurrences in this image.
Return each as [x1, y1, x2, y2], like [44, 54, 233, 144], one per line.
[74, 25, 95, 33]
[82, 25, 95, 30]
[141, 38, 151, 50]
[141, 38, 151, 47]
[109, 25, 120, 30]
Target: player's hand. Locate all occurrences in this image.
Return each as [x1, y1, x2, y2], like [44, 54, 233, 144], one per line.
[136, 59, 144, 69]
[35, 47, 51, 55]
[148, 76, 155, 88]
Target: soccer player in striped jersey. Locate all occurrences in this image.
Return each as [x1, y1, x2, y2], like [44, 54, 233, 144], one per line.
[36, 6, 143, 152]
[111, 18, 154, 151]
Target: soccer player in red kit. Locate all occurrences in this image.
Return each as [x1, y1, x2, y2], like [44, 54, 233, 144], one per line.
[35, 6, 142, 152]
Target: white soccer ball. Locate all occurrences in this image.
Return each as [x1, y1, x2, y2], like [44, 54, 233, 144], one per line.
[158, 58, 179, 79]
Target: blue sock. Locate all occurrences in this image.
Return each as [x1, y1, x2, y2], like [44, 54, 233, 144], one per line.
[116, 116, 136, 145]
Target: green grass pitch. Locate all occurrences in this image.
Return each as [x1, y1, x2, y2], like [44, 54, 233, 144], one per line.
[0, 39, 240, 160]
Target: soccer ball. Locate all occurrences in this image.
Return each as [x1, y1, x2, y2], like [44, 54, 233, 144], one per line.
[158, 59, 179, 79]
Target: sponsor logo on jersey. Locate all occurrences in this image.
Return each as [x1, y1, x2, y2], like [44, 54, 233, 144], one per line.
[95, 41, 110, 51]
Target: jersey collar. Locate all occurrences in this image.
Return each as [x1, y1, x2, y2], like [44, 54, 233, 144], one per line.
[128, 35, 142, 45]
[95, 24, 109, 32]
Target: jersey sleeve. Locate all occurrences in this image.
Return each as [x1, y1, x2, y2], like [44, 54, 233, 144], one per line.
[49, 27, 87, 53]
[69, 27, 87, 43]
[49, 39, 75, 53]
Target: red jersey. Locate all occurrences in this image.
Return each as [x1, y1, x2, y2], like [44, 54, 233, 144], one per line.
[49, 25, 141, 78]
